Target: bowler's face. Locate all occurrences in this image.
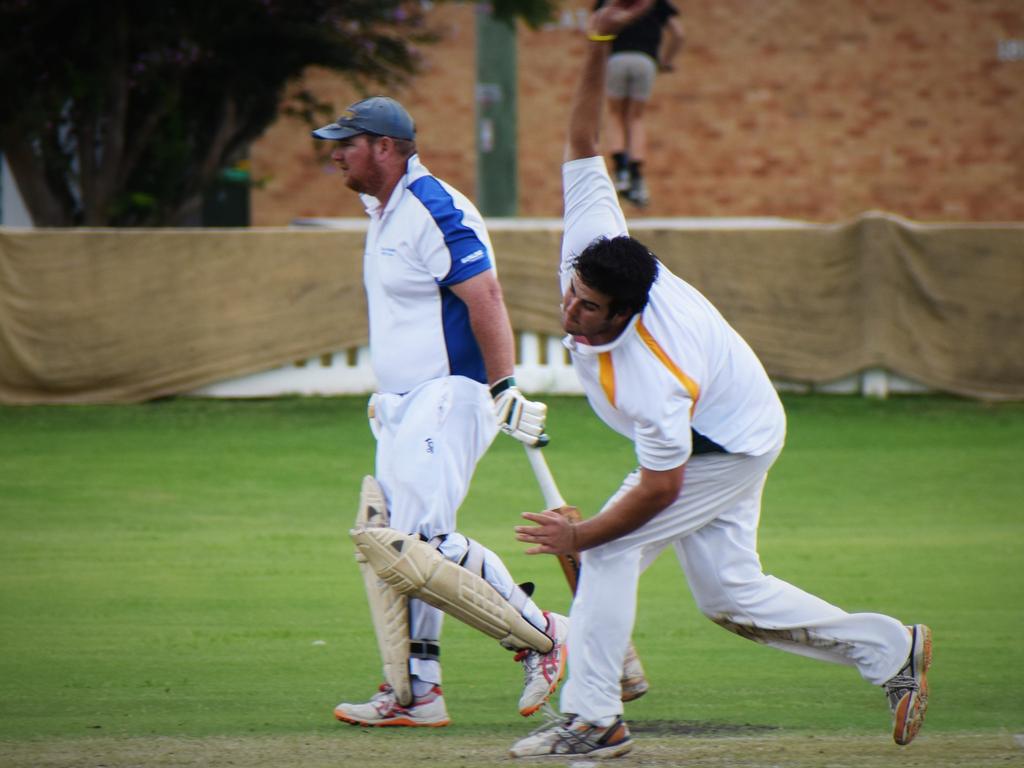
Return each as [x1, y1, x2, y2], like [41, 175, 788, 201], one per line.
[330, 135, 384, 196]
[561, 276, 626, 345]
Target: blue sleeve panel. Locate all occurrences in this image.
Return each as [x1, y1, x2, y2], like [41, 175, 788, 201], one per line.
[408, 175, 493, 286]
[408, 174, 490, 384]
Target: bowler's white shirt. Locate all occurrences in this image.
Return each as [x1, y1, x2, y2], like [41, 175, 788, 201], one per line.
[360, 154, 495, 394]
[561, 156, 786, 470]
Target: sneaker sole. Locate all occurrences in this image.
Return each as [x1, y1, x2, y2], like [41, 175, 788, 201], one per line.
[589, 738, 634, 759]
[334, 711, 450, 728]
[893, 624, 932, 746]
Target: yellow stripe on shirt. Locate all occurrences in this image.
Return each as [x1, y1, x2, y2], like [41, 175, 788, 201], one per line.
[636, 318, 700, 409]
[598, 351, 616, 407]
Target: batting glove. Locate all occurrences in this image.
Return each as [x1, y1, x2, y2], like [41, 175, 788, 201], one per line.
[490, 376, 548, 447]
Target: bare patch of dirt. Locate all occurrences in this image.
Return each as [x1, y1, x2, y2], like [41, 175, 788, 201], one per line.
[0, 731, 1021, 768]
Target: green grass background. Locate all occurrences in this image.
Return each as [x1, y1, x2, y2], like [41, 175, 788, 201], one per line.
[1, 395, 1022, 742]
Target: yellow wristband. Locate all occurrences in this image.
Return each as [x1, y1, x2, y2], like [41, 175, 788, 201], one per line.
[587, 33, 616, 42]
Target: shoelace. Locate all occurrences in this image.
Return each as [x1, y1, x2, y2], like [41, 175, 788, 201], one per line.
[371, 683, 394, 699]
[525, 703, 570, 737]
[516, 649, 541, 679]
[884, 673, 918, 703]
[372, 683, 440, 711]
[368, 684, 406, 716]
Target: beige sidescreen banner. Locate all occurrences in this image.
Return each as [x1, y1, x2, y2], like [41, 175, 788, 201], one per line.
[1, 214, 1022, 404]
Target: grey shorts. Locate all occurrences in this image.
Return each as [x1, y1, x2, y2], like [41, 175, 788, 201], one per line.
[606, 51, 658, 100]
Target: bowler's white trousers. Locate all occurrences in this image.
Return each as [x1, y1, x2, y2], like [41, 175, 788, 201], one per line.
[371, 375, 547, 684]
[560, 447, 913, 725]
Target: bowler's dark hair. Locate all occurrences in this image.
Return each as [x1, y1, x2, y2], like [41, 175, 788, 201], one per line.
[571, 236, 659, 317]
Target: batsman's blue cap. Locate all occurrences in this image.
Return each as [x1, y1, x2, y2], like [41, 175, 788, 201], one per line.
[311, 96, 416, 141]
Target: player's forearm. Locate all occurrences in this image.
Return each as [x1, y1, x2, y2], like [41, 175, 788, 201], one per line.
[449, 271, 515, 385]
[574, 465, 685, 550]
[468, 289, 516, 385]
[574, 489, 669, 550]
[566, 36, 611, 160]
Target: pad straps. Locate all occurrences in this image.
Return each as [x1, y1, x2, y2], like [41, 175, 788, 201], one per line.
[409, 640, 440, 661]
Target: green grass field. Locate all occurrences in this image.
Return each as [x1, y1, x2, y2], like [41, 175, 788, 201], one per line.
[1, 395, 1022, 766]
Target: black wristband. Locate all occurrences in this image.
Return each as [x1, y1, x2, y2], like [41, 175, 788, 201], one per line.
[489, 376, 516, 398]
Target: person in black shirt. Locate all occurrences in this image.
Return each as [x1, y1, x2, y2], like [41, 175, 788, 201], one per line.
[596, 0, 683, 207]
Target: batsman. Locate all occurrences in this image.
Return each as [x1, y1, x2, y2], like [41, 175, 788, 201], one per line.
[311, 96, 568, 726]
[509, 0, 933, 758]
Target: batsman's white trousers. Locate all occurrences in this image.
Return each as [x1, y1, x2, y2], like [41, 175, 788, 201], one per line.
[560, 446, 913, 726]
[371, 376, 547, 684]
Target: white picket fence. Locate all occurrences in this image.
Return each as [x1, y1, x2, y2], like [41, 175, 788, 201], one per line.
[188, 331, 928, 399]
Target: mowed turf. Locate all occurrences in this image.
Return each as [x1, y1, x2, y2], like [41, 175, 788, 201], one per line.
[0, 395, 1022, 755]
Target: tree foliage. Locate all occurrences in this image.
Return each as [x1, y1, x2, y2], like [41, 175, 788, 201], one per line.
[0, 0, 558, 226]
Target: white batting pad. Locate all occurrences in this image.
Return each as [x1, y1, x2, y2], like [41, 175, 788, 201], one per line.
[353, 475, 412, 706]
[351, 526, 553, 654]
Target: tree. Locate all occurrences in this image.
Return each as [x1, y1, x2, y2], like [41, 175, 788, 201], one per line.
[0, 0, 556, 226]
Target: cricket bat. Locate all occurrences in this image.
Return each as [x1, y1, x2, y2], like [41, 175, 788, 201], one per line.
[522, 443, 582, 591]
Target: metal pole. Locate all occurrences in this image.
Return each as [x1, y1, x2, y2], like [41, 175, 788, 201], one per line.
[475, 6, 517, 216]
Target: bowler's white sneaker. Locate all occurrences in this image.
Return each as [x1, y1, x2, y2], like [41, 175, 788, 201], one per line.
[884, 624, 932, 745]
[334, 683, 450, 727]
[516, 611, 569, 716]
[510, 713, 633, 758]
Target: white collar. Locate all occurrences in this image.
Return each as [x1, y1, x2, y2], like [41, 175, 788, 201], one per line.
[562, 313, 640, 356]
[360, 153, 428, 217]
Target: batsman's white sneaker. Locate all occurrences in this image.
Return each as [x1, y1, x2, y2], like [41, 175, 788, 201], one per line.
[516, 611, 569, 716]
[334, 683, 450, 727]
[883, 624, 932, 745]
[620, 641, 649, 702]
[510, 713, 633, 758]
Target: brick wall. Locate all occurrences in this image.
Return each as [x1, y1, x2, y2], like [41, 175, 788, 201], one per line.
[250, 0, 1024, 225]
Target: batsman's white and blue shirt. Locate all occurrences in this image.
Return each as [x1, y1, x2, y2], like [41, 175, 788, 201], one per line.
[360, 154, 494, 395]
